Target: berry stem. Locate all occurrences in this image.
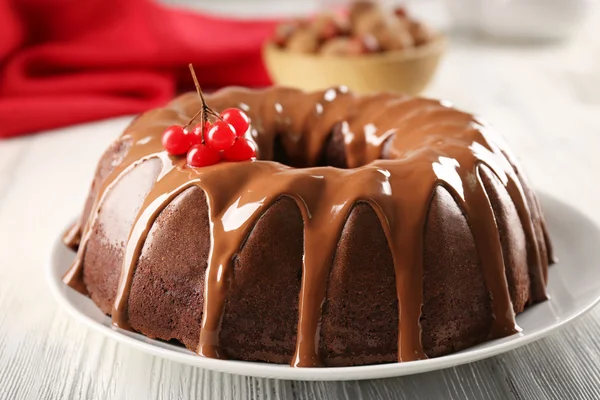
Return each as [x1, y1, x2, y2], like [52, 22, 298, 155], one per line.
[189, 63, 207, 113]
[184, 109, 202, 130]
[188, 64, 207, 142]
[187, 64, 223, 141]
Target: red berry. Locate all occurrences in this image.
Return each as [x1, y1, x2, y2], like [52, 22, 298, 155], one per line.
[186, 144, 221, 167]
[220, 108, 250, 137]
[206, 121, 237, 151]
[223, 138, 257, 161]
[190, 122, 212, 146]
[162, 125, 191, 155]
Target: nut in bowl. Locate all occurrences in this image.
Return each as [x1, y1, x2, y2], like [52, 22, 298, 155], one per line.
[263, 2, 446, 95]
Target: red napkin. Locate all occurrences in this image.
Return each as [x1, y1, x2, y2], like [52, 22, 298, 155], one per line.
[0, 0, 278, 138]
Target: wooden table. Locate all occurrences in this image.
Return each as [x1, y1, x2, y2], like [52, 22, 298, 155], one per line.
[1, 3, 599, 399]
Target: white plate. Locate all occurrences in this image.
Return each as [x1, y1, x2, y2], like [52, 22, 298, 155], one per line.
[46, 193, 600, 381]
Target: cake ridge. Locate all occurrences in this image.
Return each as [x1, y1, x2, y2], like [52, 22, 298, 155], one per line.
[478, 129, 549, 301]
[63, 86, 551, 367]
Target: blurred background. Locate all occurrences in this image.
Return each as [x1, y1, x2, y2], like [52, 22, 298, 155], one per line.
[0, 0, 598, 138]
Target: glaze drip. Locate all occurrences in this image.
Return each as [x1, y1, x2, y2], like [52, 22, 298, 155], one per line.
[63, 87, 550, 367]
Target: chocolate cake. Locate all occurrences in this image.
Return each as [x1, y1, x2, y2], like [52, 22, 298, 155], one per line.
[63, 86, 552, 367]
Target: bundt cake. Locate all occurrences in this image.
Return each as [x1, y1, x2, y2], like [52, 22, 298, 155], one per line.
[63, 86, 553, 367]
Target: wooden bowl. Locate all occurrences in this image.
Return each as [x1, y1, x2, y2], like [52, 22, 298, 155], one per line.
[263, 36, 446, 95]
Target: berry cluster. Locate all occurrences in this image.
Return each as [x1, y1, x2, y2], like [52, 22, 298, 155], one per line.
[162, 65, 257, 167]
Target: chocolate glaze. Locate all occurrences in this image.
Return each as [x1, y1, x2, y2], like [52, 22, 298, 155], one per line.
[63, 86, 550, 367]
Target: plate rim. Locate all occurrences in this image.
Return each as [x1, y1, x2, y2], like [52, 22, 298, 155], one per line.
[46, 192, 600, 381]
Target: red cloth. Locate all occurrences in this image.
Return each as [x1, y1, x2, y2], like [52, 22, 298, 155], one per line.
[0, 0, 277, 138]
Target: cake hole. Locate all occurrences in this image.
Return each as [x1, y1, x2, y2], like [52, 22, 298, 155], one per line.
[272, 136, 294, 167]
[269, 123, 396, 168]
[271, 125, 349, 169]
